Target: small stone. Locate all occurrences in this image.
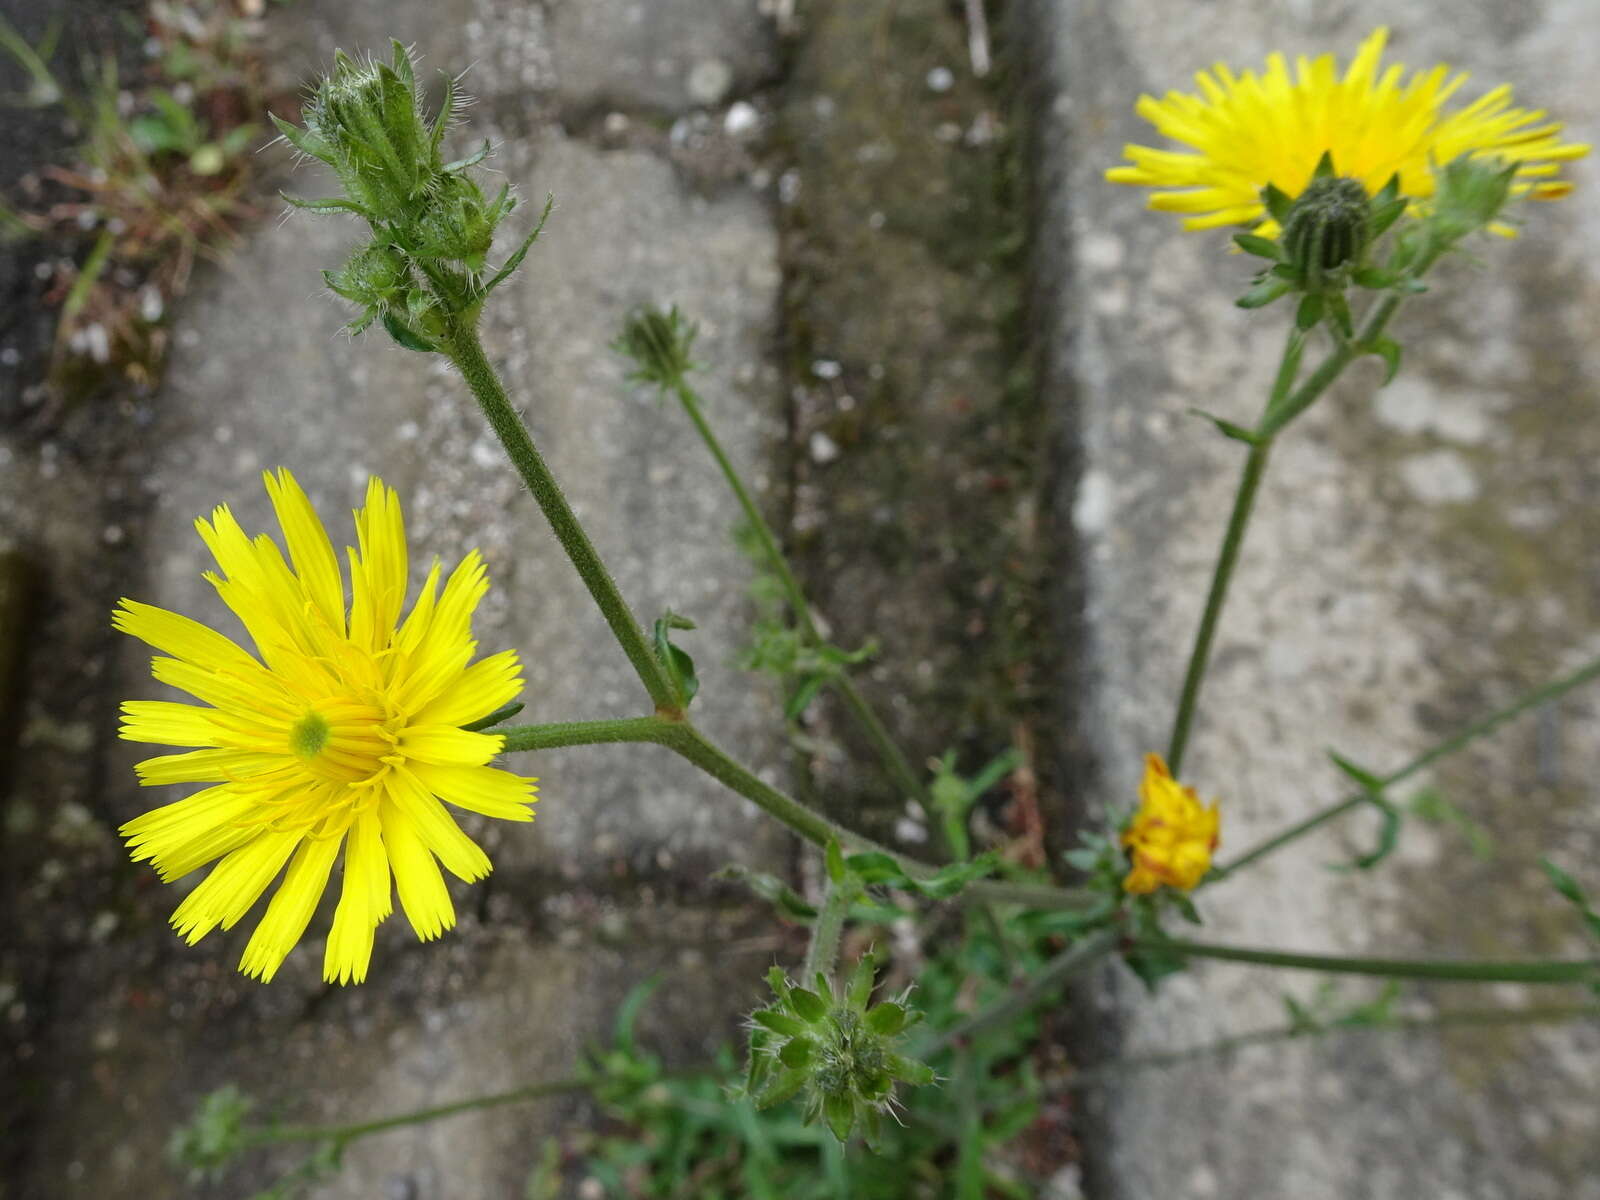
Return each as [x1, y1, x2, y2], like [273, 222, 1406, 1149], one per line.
[724, 101, 760, 137]
[811, 358, 842, 380]
[809, 431, 841, 464]
[603, 111, 629, 135]
[1073, 470, 1112, 535]
[686, 58, 734, 106]
[926, 66, 955, 93]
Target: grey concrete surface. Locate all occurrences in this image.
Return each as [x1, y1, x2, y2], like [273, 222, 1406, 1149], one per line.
[1036, 2, 1600, 1198]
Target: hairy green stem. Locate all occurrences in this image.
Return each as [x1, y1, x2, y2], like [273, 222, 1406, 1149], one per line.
[500, 717, 674, 752]
[1165, 437, 1272, 776]
[1063, 1003, 1600, 1087]
[245, 1077, 592, 1149]
[671, 377, 931, 809]
[1169, 258, 1447, 775]
[444, 320, 679, 712]
[1209, 650, 1600, 880]
[929, 930, 1120, 1052]
[1146, 937, 1597, 984]
[498, 717, 1101, 910]
[803, 881, 853, 982]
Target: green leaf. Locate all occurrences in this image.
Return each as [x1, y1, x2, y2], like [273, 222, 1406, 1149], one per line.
[789, 987, 828, 1024]
[442, 138, 491, 174]
[1543, 859, 1589, 909]
[612, 976, 662, 1055]
[716, 865, 818, 921]
[845, 950, 877, 1010]
[1261, 183, 1294, 225]
[481, 191, 555, 298]
[380, 311, 438, 353]
[1233, 232, 1283, 260]
[1190, 408, 1261, 445]
[1236, 275, 1291, 309]
[652, 611, 699, 706]
[1407, 788, 1493, 861]
[839, 849, 1000, 899]
[1368, 196, 1408, 240]
[825, 838, 847, 885]
[1282, 994, 1320, 1034]
[1169, 893, 1203, 926]
[1312, 149, 1337, 180]
[1295, 293, 1325, 331]
[1326, 293, 1355, 338]
[753, 1009, 810, 1038]
[1352, 267, 1396, 289]
[268, 110, 337, 165]
[1365, 336, 1403, 385]
[1326, 750, 1384, 793]
[866, 1002, 908, 1036]
[280, 191, 372, 218]
[459, 701, 524, 731]
[823, 1092, 855, 1141]
[886, 1053, 935, 1087]
[777, 1037, 815, 1068]
[783, 672, 829, 720]
[754, 1065, 808, 1110]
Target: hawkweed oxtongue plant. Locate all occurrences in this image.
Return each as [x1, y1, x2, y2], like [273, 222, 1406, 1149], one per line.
[127, 30, 1600, 1184]
[1107, 26, 1590, 773]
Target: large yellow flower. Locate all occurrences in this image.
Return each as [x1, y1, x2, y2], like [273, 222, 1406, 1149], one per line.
[1107, 26, 1589, 236]
[1122, 754, 1219, 895]
[115, 469, 536, 985]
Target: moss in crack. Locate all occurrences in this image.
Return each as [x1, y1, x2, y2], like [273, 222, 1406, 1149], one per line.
[775, 0, 1050, 851]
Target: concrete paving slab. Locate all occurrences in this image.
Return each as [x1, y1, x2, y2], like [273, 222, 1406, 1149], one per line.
[1035, 1, 1600, 1197]
[543, 0, 779, 115]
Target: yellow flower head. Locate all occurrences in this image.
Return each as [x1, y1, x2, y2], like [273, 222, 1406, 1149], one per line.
[115, 469, 536, 985]
[1106, 26, 1589, 237]
[1122, 754, 1219, 895]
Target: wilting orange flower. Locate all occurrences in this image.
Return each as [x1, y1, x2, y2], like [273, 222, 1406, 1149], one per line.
[1122, 754, 1220, 894]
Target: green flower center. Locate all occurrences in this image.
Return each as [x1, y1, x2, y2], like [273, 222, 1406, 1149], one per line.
[289, 711, 332, 760]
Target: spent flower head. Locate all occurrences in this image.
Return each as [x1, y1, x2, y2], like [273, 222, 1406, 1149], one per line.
[1122, 753, 1220, 895]
[115, 469, 537, 984]
[1107, 26, 1588, 239]
[745, 954, 934, 1145]
[273, 41, 551, 350]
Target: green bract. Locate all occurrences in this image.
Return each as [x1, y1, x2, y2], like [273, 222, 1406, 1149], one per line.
[275, 41, 551, 351]
[746, 956, 935, 1145]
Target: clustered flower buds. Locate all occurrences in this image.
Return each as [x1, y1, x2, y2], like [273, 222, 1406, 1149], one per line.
[746, 956, 934, 1144]
[272, 42, 549, 351]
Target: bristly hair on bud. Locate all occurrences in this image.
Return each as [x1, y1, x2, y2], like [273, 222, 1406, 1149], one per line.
[614, 304, 700, 390]
[1282, 171, 1371, 292]
[273, 40, 554, 352]
[743, 954, 935, 1145]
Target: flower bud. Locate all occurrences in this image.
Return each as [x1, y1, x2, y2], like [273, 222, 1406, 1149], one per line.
[301, 47, 439, 224]
[1281, 175, 1371, 291]
[277, 41, 555, 340]
[1428, 154, 1518, 244]
[324, 239, 412, 327]
[745, 958, 933, 1144]
[615, 305, 699, 388]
